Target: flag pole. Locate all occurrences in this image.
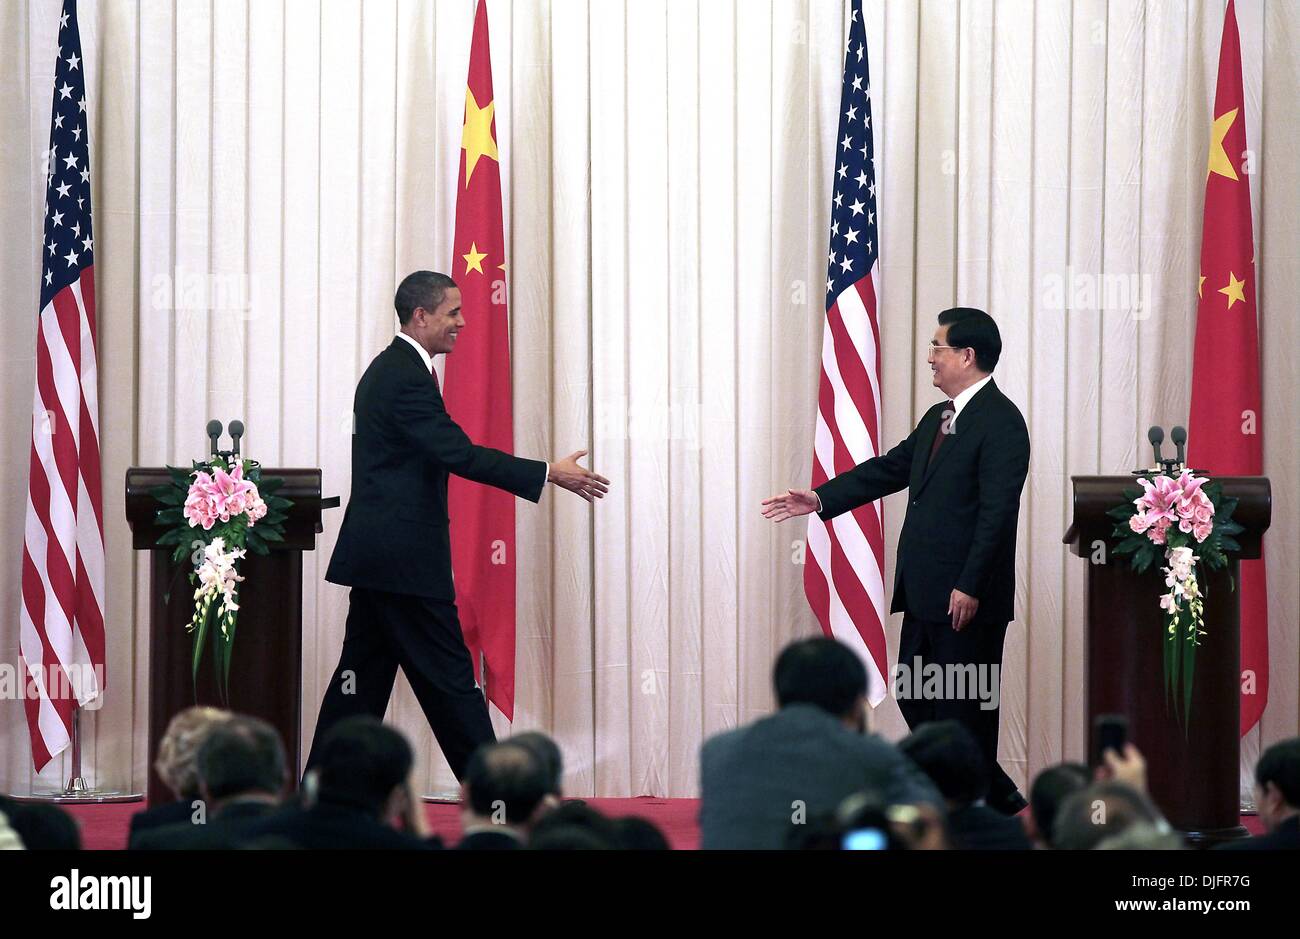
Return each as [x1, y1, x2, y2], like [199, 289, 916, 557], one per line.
[5, 705, 142, 805]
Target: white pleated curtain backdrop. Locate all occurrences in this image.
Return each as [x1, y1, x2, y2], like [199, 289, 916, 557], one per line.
[0, 0, 1296, 800]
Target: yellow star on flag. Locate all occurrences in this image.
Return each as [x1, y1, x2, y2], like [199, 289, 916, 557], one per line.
[461, 88, 498, 187]
[1198, 274, 1205, 298]
[1218, 271, 1246, 309]
[462, 242, 487, 275]
[1207, 108, 1239, 181]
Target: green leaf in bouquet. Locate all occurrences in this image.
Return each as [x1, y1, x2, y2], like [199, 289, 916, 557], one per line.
[260, 511, 288, 527]
[149, 484, 186, 506]
[192, 602, 212, 690]
[259, 476, 285, 494]
[258, 527, 285, 544]
[168, 464, 194, 486]
[155, 506, 186, 525]
[155, 527, 186, 547]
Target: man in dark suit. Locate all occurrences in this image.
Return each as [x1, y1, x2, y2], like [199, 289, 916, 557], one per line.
[308, 271, 608, 779]
[131, 716, 285, 850]
[762, 307, 1030, 814]
[457, 740, 555, 850]
[1217, 737, 1300, 851]
[698, 637, 941, 850]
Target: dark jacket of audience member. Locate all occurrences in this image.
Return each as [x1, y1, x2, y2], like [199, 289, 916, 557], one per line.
[699, 638, 941, 850]
[132, 716, 286, 850]
[899, 720, 1031, 850]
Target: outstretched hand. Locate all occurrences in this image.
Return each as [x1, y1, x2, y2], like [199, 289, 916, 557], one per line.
[760, 489, 819, 523]
[548, 450, 610, 503]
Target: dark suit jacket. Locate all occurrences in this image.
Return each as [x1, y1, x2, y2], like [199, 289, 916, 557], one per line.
[243, 801, 442, 850]
[815, 378, 1030, 625]
[129, 799, 279, 850]
[945, 803, 1032, 850]
[457, 828, 524, 850]
[698, 704, 941, 850]
[1215, 816, 1300, 851]
[127, 799, 197, 848]
[326, 337, 547, 599]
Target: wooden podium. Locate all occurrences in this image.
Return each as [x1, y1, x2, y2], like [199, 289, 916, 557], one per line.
[125, 467, 335, 804]
[1065, 475, 1270, 845]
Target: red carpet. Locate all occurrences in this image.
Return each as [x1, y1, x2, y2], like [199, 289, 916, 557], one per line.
[65, 797, 702, 850]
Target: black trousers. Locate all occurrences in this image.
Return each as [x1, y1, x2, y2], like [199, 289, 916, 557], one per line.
[305, 588, 496, 781]
[895, 612, 1018, 802]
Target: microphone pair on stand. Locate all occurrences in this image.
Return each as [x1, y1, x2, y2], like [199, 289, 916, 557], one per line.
[207, 419, 245, 462]
[1137, 425, 1194, 476]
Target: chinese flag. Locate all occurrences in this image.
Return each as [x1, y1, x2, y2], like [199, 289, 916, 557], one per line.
[444, 0, 518, 720]
[1186, 0, 1267, 736]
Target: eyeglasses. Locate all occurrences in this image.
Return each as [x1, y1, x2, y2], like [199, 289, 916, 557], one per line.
[926, 342, 965, 357]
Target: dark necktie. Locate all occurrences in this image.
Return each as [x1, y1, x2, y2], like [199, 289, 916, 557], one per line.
[431, 363, 441, 393]
[927, 400, 956, 467]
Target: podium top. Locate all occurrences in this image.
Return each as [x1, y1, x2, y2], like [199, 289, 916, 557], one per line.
[1063, 475, 1270, 559]
[125, 467, 335, 551]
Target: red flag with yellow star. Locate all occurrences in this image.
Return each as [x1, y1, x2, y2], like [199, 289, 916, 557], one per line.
[444, 0, 518, 720]
[1187, 0, 1267, 736]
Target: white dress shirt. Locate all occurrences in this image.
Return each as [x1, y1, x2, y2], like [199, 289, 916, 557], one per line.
[395, 331, 549, 492]
[949, 373, 992, 431]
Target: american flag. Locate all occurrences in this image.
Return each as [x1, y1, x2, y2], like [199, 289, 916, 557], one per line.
[21, 0, 106, 771]
[804, 0, 887, 705]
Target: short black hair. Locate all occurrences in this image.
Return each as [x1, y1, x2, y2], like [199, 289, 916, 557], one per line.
[612, 817, 670, 850]
[938, 307, 1002, 372]
[773, 637, 867, 718]
[196, 716, 288, 802]
[528, 802, 621, 849]
[7, 803, 81, 850]
[394, 270, 457, 325]
[1030, 762, 1091, 843]
[1051, 781, 1166, 850]
[313, 716, 413, 816]
[1256, 737, 1300, 807]
[510, 731, 564, 796]
[898, 721, 989, 806]
[464, 741, 550, 825]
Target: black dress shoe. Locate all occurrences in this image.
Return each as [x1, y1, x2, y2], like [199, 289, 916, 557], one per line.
[989, 789, 1029, 816]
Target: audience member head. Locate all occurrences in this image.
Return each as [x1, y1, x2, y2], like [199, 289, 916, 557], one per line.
[510, 731, 564, 798]
[1028, 762, 1090, 846]
[461, 741, 552, 833]
[1051, 781, 1170, 850]
[612, 816, 670, 851]
[528, 801, 621, 850]
[155, 706, 232, 800]
[310, 716, 414, 822]
[898, 720, 989, 808]
[773, 637, 867, 730]
[1253, 737, 1300, 833]
[6, 804, 81, 850]
[196, 715, 288, 808]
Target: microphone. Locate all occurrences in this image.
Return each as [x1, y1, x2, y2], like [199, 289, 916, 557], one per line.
[207, 420, 223, 457]
[1170, 426, 1187, 468]
[1147, 426, 1165, 467]
[229, 420, 245, 459]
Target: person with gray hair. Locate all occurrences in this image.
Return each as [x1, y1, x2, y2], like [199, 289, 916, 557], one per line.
[131, 716, 288, 850]
[128, 706, 231, 846]
[1051, 781, 1173, 850]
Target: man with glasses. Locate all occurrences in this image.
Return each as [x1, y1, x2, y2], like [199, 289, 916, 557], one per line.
[762, 307, 1030, 815]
